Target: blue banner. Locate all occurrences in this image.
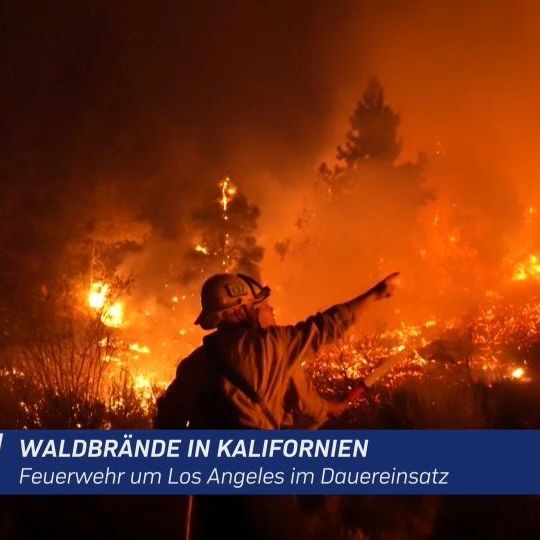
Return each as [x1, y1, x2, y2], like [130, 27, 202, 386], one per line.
[0, 430, 538, 495]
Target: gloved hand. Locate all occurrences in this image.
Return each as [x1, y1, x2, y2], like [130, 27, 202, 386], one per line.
[371, 271, 400, 299]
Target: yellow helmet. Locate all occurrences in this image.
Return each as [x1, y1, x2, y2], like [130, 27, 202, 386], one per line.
[194, 273, 271, 329]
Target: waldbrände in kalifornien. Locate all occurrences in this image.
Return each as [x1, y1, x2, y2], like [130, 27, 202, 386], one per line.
[20, 437, 369, 459]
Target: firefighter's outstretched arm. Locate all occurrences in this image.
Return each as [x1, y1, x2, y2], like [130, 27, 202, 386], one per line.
[272, 272, 400, 366]
[344, 271, 400, 317]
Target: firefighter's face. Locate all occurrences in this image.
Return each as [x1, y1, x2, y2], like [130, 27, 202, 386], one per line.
[256, 301, 276, 327]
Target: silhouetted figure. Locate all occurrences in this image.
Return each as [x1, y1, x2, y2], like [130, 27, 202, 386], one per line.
[156, 271, 399, 539]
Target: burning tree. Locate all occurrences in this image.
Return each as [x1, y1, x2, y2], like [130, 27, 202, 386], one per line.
[181, 177, 264, 284]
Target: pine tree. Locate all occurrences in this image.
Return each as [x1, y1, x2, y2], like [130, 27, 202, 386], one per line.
[181, 178, 264, 284]
[337, 77, 401, 167]
[317, 78, 408, 195]
[305, 77, 428, 281]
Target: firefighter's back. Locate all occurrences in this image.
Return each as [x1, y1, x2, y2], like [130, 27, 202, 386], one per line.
[154, 344, 240, 429]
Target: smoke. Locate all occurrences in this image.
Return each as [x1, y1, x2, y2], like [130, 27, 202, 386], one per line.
[259, 0, 540, 321]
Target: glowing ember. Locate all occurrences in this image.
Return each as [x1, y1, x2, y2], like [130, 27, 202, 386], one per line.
[129, 343, 150, 354]
[512, 254, 540, 281]
[194, 244, 209, 255]
[511, 367, 525, 379]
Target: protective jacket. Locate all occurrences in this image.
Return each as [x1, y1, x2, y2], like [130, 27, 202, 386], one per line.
[155, 303, 355, 430]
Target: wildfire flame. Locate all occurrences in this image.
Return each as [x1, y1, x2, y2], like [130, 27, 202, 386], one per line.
[194, 244, 209, 255]
[101, 301, 124, 328]
[88, 281, 125, 328]
[219, 176, 236, 214]
[87, 177, 540, 413]
[132, 374, 154, 406]
[310, 294, 538, 401]
[512, 254, 540, 282]
[88, 282, 109, 310]
[129, 343, 150, 354]
[131, 373, 168, 410]
[133, 374, 152, 391]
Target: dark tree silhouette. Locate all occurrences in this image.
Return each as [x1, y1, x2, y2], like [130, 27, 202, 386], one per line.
[337, 77, 401, 166]
[181, 180, 264, 284]
[317, 77, 425, 198]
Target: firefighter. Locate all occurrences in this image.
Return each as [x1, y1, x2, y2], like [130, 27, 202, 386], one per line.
[196, 271, 398, 428]
[155, 272, 399, 540]
[156, 271, 399, 431]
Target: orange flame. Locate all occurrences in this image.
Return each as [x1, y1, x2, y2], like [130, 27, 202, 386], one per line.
[101, 301, 124, 328]
[88, 281, 125, 328]
[219, 177, 236, 213]
[129, 343, 150, 354]
[512, 254, 540, 282]
[194, 244, 209, 255]
[88, 282, 109, 310]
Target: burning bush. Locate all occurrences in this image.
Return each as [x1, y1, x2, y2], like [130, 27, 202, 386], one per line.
[0, 275, 156, 429]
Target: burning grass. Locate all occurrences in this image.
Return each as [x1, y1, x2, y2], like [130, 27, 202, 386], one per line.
[308, 290, 540, 429]
[0, 367, 155, 429]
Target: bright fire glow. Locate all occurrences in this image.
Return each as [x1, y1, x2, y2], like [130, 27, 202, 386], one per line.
[101, 301, 124, 328]
[88, 281, 125, 328]
[219, 177, 236, 212]
[512, 254, 540, 281]
[309, 298, 537, 396]
[194, 244, 209, 255]
[88, 282, 109, 310]
[133, 374, 152, 391]
[129, 343, 150, 354]
[132, 374, 153, 408]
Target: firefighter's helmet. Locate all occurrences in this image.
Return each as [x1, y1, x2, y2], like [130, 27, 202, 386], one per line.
[194, 273, 271, 329]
